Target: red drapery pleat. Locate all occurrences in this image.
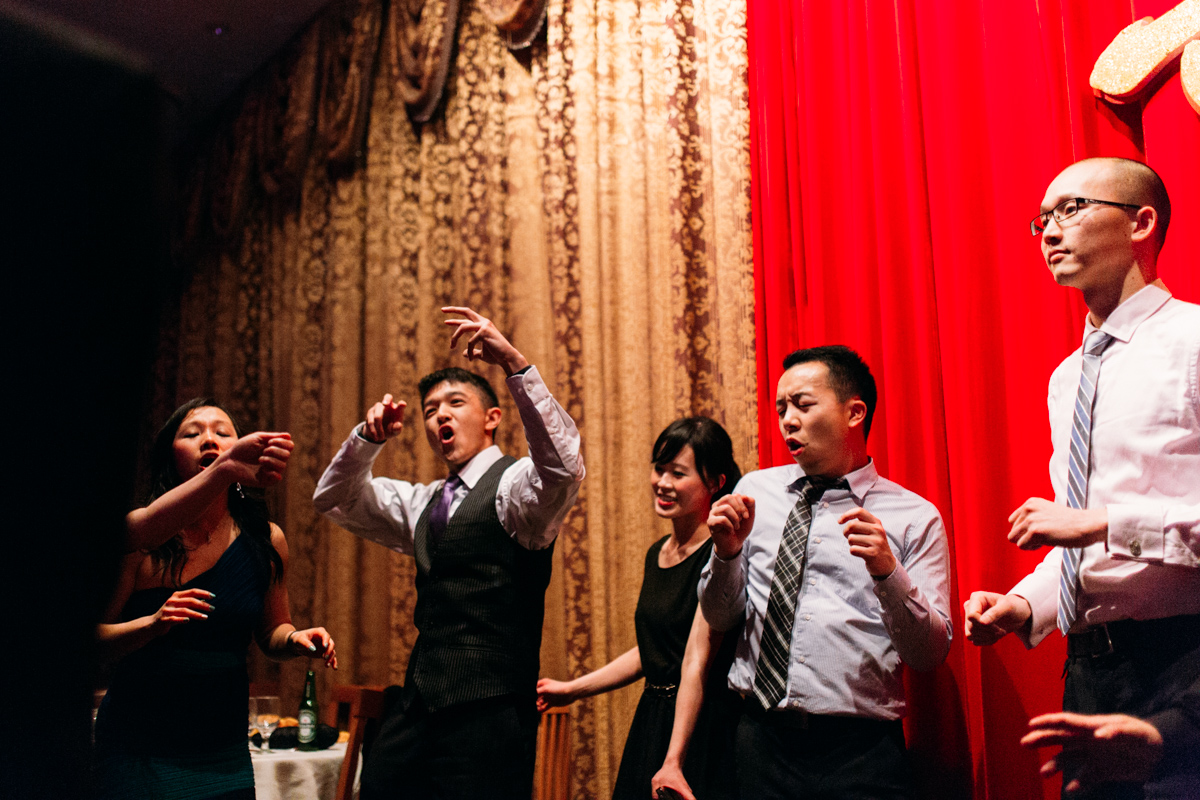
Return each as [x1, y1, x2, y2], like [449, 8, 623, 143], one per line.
[749, 1, 1199, 798]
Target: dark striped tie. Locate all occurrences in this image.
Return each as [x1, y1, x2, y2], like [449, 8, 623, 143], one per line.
[752, 475, 847, 711]
[1057, 330, 1113, 635]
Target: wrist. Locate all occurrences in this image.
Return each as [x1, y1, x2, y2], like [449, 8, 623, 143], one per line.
[357, 423, 385, 445]
[1089, 507, 1109, 543]
[714, 543, 743, 561]
[869, 556, 897, 580]
[503, 355, 530, 377]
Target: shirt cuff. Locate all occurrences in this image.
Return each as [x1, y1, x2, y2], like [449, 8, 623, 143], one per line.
[1009, 579, 1056, 649]
[350, 425, 387, 451]
[1107, 503, 1165, 562]
[872, 563, 912, 608]
[505, 364, 544, 400]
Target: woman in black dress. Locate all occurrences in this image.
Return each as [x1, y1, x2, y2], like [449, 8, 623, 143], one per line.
[537, 417, 742, 800]
[94, 399, 338, 800]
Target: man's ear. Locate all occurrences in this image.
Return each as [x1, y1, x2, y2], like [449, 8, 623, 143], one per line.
[484, 407, 502, 437]
[846, 397, 868, 430]
[1130, 206, 1158, 244]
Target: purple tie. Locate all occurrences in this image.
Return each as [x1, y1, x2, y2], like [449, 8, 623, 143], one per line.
[429, 475, 462, 545]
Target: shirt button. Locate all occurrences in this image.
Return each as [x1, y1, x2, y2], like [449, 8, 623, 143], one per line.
[821, 501, 829, 509]
[814, 537, 822, 543]
[799, 656, 806, 664]
[804, 614, 811, 621]
[1130, 540, 1142, 557]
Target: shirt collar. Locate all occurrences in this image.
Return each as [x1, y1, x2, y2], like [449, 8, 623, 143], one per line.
[1085, 282, 1171, 345]
[784, 458, 880, 504]
[452, 444, 503, 490]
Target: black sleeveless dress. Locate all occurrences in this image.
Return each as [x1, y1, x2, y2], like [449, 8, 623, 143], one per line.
[611, 536, 741, 800]
[93, 533, 268, 799]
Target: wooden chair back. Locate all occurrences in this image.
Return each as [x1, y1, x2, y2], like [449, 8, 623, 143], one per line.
[534, 706, 571, 800]
[328, 685, 387, 800]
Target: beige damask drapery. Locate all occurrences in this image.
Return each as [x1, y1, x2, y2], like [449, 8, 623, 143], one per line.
[156, 0, 753, 794]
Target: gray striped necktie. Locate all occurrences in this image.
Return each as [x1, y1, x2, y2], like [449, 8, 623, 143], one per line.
[1057, 330, 1114, 635]
[752, 475, 847, 711]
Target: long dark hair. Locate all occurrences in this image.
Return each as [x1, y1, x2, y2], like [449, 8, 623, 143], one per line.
[145, 398, 284, 588]
[650, 416, 741, 501]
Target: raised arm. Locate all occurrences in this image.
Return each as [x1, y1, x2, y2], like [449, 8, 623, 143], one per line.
[312, 396, 428, 555]
[651, 607, 726, 800]
[536, 647, 643, 711]
[852, 509, 953, 672]
[443, 307, 585, 549]
[125, 431, 293, 552]
[698, 494, 755, 632]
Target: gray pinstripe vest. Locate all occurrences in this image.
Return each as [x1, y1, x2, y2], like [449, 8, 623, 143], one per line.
[406, 455, 554, 711]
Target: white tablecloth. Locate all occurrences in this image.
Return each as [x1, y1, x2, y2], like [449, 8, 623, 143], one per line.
[252, 742, 357, 800]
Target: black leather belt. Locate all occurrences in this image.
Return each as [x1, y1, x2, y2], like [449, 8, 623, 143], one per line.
[1067, 614, 1200, 659]
[743, 701, 895, 734]
[644, 682, 678, 697]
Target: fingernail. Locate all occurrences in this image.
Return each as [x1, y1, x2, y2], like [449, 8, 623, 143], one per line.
[200, 613, 209, 619]
[308, 644, 319, 653]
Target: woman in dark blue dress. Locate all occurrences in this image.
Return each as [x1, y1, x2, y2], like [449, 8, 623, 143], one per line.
[537, 417, 742, 800]
[94, 398, 338, 800]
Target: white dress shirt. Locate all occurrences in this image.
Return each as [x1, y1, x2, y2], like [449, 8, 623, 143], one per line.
[1012, 284, 1200, 647]
[312, 366, 585, 552]
[700, 459, 952, 720]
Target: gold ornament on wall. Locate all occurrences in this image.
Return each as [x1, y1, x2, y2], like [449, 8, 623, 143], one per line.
[1090, 0, 1200, 114]
[479, 0, 548, 49]
[1183, 40, 1200, 113]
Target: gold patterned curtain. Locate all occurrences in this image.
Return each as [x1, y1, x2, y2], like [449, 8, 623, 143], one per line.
[157, 0, 752, 795]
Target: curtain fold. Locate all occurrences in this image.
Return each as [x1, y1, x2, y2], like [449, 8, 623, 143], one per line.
[157, 1, 753, 797]
[750, 0, 1198, 798]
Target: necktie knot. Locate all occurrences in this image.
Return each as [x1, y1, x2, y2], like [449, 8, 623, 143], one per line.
[1084, 330, 1113, 357]
[803, 475, 848, 500]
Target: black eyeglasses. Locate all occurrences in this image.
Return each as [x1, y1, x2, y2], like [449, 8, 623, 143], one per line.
[1030, 197, 1142, 235]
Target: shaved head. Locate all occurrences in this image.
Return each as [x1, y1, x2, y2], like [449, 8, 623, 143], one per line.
[1072, 157, 1171, 250]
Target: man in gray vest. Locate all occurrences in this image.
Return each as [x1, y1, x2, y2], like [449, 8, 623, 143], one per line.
[314, 306, 585, 800]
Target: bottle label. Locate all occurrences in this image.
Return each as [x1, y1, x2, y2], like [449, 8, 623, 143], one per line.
[298, 709, 316, 743]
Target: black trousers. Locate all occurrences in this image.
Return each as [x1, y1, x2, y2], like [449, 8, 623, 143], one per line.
[735, 708, 911, 800]
[359, 685, 540, 800]
[1062, 615, 1200, 800]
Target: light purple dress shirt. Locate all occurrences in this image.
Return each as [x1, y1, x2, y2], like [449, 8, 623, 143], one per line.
[700, 459, 952, 720]
[1011, 284, 1200, 647]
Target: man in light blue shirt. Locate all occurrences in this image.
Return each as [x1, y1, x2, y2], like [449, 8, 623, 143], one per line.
[700, 345, 952, 799]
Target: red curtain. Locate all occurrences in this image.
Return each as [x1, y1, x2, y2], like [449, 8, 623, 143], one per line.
[749, 1, 1199, 798]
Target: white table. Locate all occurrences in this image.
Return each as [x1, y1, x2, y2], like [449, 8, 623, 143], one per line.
[251, 742, 358, 800]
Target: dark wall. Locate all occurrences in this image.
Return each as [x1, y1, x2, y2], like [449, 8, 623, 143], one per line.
[0, 9, 171, 797]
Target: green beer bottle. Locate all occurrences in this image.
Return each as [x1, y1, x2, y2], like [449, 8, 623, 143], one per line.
[297, 670, 318, 750]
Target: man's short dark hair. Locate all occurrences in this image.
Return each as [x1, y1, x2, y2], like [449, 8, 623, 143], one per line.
[417, 368, 500, 410]
[782, 345, 878, 440]
[1088, 157, 1172, 250]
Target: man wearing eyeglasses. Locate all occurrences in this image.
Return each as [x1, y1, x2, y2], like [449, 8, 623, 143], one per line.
[964, 157, 1199, 799]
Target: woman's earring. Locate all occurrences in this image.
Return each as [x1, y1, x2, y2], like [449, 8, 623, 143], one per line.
[235, 483, 246, 499]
